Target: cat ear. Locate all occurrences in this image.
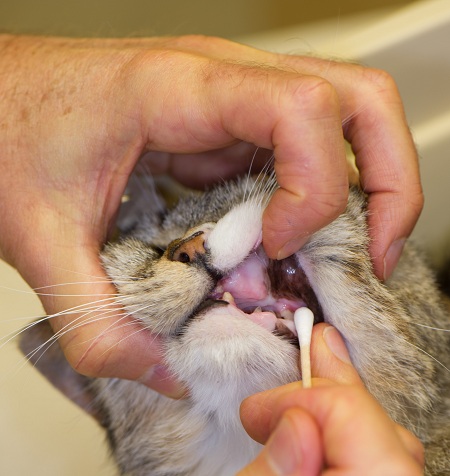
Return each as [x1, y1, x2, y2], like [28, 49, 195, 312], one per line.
[18, 320, 105, 423]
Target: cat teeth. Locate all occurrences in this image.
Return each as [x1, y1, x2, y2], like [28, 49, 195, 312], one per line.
[276, 318, 296, 335]
[254, 306, 262, 313]
[222, 292, 236, 305]
[280, 309, 294, 321]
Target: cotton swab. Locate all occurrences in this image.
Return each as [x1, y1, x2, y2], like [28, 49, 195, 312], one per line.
[294, 307, 314, 388]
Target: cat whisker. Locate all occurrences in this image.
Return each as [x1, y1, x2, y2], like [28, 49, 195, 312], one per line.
[404, 339, 450, 374]
[410, 322, 450, 332]
[243, 147, 262, 200]
[244, 156, 276, 206]
[33, 278, 139, 290]
[1, 293, 132, 351]
[0, 279, 137, 299]
[21, 308, 136, 369]
[93, 321, 152, 360]
[49, 292, 143, 331]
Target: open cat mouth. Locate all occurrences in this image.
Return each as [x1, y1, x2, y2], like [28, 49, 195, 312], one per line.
[209, 246, 324, 340]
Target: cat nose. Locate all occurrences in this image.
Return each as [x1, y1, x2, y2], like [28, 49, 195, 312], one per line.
[167, 231, 207, 264]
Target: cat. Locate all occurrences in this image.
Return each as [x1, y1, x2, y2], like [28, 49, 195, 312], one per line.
[19, 173, 450, 475]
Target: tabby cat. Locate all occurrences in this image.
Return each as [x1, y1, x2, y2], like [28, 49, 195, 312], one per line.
[20, 174, 450, 475]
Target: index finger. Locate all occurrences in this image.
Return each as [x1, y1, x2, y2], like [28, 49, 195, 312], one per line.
[273, 58, 423, 279]
[164, 39, 422, 279]
[205, 68, 350, 261]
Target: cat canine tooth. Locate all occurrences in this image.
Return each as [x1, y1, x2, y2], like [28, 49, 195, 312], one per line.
[294, 307, 314, 389]
[254, 306, 262, 313]
[222, 292, 235, 305]
[280, 309, 294, 321]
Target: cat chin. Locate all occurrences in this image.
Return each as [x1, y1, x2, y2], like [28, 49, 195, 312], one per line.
[165, 302, 300, 407]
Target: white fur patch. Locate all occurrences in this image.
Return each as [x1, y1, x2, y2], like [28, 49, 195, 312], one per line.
[207, 200, 263, 272]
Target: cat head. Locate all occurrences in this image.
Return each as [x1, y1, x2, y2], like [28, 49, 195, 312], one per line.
[101, 175, 322, 340]
[20, 174, 449, 448]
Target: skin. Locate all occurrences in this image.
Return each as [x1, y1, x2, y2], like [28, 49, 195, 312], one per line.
[238, 324, 424, 475]
[0, 35, 423, 395]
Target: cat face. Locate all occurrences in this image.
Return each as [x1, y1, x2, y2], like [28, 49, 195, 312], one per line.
[102, 177, 324, 344]
[102, 177, 449, 436]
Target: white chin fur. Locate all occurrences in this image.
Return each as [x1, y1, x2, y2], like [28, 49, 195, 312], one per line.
[207, 201, 263, 272]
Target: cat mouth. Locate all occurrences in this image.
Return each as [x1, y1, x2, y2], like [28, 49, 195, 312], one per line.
[209, 246, 324, 339]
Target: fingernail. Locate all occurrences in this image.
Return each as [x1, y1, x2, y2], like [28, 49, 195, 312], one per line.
[277, 235, 308, 260]
[323, 326, 352, 365]
[383, 238, 406, 281]
[266, 416, 301, 475]
[139, 365, 187, 399]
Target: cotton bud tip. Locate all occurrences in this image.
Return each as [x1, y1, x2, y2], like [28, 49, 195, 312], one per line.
[293, 307, 314, 388]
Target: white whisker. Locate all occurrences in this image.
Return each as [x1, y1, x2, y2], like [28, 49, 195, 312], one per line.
[405, 339, 450, 374]
[410, 322, 450, 332]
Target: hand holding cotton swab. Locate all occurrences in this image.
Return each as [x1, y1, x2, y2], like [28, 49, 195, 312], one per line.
[294, 307, 314, 388]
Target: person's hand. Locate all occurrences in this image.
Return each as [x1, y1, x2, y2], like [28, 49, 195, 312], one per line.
[0, 35, 422, 390]
[238, 324, 424, 475]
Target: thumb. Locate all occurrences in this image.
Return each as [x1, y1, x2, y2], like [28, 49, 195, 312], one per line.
[237, 408, 322, 476]
[310, 323, 363, 385]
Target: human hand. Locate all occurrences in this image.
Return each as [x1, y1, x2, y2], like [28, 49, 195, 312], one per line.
[0, 35, 422, 391]
[238, 324, 424, 475]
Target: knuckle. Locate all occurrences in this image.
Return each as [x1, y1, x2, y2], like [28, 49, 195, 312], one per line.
[288, 76, 338, 113]
[362, 66, 401, 100]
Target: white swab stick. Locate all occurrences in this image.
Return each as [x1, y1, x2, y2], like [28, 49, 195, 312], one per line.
[294, 307, 314, 388]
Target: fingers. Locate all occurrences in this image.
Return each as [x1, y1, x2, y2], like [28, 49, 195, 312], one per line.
[246, 54, 422, 278]
[281, 386, 423, 476]
[240, 324, 424, 475]
[198, 39, 422, 278]
[337, 65, 423, 279]
[240, 385, 424, 476]
[130, 38, 421, 278]
[237, 408, 322, 476]
[242, 385, 423, 476]
[240, 324, 360, 444]
[130, 53, 350, 261]
[395, 423, 426, 469]
[310, 323, 363, 385]
[262, 77, 349, 260]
